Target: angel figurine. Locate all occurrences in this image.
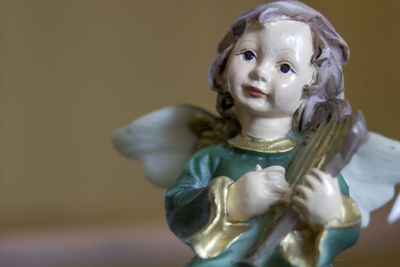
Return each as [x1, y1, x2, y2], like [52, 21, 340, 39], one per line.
[112, 1, 400, 266]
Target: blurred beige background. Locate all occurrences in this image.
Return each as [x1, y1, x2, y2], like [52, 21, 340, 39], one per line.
[0, 0, 399, 266]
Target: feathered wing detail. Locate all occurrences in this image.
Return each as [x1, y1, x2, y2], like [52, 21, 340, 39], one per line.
[341, 132, 400, 227]
[112, 105, 208, 188]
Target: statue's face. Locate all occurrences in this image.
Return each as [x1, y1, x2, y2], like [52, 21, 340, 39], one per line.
[225, 20, 314, 118]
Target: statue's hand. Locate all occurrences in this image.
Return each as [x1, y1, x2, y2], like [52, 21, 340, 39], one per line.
[227, 165, 290, 221]
[294, 169, 342, 231]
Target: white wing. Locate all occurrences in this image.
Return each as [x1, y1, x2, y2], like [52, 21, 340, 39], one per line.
[388, 193, 400, 224]
[341, 132, 400, 227]
[112, 105, 206, 188]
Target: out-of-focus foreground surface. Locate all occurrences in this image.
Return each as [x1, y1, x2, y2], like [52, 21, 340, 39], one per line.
[0, 0, 399, 266]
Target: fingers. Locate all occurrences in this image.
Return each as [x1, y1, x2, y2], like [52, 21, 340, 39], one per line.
[293, 195, 307, 209]
[303, 174, 321, 190]
[292, 196, 307, 218]
[266, 182, 290, 194]
[307, 169, 339, 191]
[263, 172, 285, 182]
[311, 168, 339, 188]
[310, 168, 330, 180]
[296, 184, 312, 199]
[293, 185, 312, 215]
[251, 165, 285, 175]
[302, 168, 332, 189]
[295, 169, 332, 203]
[252, 165, 286, 181]
[262, 165, 285, 175]
[264, 189, 290, 204]
[262, 166, 289, 190]
[263, 178, 291, 204]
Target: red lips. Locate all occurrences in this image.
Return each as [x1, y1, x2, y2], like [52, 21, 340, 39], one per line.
[246, 86, 265, 98]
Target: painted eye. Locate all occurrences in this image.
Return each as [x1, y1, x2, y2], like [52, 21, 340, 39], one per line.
[242, 50, 256, 61]
[280, 63, 291, 73]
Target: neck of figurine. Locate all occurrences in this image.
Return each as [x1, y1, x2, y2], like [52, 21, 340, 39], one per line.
[236, 108, 292, 140]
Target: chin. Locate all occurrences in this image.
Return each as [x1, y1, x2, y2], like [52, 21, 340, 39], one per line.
[243, 107, 274, 117]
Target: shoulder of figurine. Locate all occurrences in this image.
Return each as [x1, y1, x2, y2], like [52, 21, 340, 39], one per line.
[165, 145, 229, 190]
[191, 143, 231, 159]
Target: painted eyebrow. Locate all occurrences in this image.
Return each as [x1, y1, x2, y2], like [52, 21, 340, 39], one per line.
[277, 49, 298, 61]
[278, 48, 296, 54]
[236, 39, 258, 47]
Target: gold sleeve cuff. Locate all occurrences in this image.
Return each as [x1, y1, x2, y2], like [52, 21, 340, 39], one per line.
[328, 195, 361, 228]
[281, 196, 361, 267]
[190, 176, 249, 259]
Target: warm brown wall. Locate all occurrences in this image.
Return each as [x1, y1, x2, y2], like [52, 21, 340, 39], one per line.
[0, 0, 399, 265]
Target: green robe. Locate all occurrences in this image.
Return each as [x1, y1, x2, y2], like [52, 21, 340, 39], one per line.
[165, 143, 360, 267]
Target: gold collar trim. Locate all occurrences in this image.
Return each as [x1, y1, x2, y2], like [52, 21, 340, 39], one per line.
[228, 134, 296, 153]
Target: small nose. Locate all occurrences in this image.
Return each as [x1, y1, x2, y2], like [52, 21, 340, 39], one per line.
[249, 63, 269, 83]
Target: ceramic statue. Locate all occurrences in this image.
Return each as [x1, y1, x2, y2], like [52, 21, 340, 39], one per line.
[112, 1, 400, 266]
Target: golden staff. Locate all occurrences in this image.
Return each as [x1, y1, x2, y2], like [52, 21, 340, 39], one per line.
[244, 110, 368, 266]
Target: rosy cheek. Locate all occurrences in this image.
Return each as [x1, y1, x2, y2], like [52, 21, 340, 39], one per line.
[275, 86, 302, 107]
